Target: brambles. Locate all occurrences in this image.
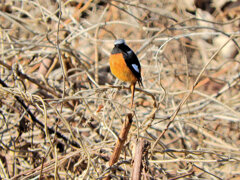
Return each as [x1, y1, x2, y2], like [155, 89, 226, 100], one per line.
[0, 0, 239, 179]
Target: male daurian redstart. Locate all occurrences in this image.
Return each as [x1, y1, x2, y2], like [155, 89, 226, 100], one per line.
[109, 39, 143, 108]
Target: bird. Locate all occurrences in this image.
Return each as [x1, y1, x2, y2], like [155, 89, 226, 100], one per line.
[109, 39, 143, 108]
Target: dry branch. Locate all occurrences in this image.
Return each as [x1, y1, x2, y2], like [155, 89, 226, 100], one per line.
[131, 138, 148, 180]
[104, 113, 133, 180]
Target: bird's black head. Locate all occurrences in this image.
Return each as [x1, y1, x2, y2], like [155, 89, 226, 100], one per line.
[114, 39, 126, 47]
[113, 39, 132, 53]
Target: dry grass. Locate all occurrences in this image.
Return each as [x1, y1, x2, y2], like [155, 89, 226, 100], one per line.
[0, 0, 240, 179]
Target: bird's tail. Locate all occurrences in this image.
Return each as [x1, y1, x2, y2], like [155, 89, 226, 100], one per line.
[137, 78, 143, 88]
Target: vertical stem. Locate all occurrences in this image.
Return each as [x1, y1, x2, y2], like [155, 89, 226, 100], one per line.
[130, 83, 136, 108]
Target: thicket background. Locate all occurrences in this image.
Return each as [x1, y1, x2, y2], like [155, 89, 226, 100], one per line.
[0, 0, 239, 179]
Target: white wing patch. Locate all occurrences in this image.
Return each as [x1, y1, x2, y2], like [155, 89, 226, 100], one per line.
[132, 64, 139, 73]
[127, 50, 132, 56]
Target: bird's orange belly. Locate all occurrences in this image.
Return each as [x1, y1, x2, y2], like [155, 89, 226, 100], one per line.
[109, 53, 137, 83]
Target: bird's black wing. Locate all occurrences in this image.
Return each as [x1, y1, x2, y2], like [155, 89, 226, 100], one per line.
[121, 47, 143, 86]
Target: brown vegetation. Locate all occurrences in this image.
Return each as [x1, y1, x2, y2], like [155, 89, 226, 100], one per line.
[0, 0, 239, 179]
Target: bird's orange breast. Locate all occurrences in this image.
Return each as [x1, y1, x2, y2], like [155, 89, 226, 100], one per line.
[109, 53, 137, 83]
